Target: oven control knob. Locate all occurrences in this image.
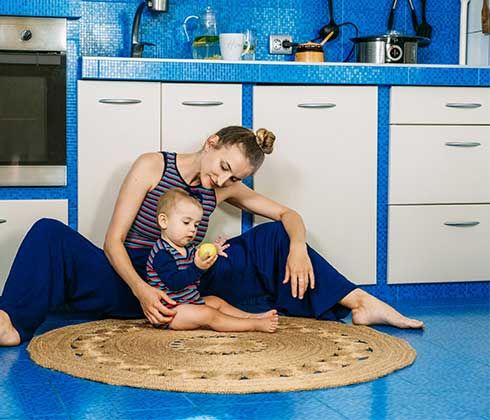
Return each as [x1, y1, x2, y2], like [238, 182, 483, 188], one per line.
[21, 30, 33, 41]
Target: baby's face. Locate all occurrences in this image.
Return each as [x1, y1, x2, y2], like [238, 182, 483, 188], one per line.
[164, 199, 203, 247]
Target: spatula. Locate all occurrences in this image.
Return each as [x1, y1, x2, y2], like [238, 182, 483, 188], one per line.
[417, 0, 432, 39]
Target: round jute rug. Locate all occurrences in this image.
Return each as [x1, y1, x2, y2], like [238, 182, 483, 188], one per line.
[28, 317, 416, 394]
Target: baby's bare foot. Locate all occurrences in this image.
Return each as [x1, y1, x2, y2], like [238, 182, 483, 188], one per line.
[255, 315, 279, 333]
[249, 309, 277, 319]
[0, 310, 21, 347]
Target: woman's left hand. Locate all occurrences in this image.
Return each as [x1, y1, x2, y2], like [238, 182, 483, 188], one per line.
[283, 244, 315, 299]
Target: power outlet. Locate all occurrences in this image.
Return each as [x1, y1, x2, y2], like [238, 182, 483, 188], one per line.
[269, 35, 293, 55]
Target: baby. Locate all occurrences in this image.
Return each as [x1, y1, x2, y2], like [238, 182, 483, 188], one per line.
[146, 187, 279, 333]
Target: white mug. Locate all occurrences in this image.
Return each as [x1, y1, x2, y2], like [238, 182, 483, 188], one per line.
[219, 33, 250, 60]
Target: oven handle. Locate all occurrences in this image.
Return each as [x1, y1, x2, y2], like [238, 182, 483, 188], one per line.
[0, 53, 63, 65]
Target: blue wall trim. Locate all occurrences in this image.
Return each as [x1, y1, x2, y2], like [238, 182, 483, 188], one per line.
[241, 84, 254, 233]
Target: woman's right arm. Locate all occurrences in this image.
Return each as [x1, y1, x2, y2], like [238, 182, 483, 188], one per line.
[103, 152, 176, 324]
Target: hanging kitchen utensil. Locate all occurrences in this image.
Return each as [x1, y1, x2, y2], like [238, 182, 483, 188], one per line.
[483, 0, 490, 34]
[407, 0, 419, 32]
[387, 0, 399, 32]
[318, 0, 339, 41]
[417, 0, 433, 41]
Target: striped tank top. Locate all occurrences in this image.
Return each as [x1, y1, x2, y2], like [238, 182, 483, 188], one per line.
[124, 152, 217, 249]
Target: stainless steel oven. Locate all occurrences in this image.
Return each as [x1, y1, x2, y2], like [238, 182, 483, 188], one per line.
[0, 16, 67, 186]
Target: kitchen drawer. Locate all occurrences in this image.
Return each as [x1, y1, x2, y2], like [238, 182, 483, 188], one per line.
[387, 204, 490, 284]
[161, 83, 242, 152]
[391, 87, 490, 124]
[389, 126, 490, 204]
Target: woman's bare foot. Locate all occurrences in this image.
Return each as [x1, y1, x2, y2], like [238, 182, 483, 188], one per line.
[342, 289, 424, 329]
[254, 314, 279, 333]
[0, 310, 21, 346]
[249, 309, 277, 319]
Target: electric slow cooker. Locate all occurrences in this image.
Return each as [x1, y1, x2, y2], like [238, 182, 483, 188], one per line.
[351, 32, 429, 64]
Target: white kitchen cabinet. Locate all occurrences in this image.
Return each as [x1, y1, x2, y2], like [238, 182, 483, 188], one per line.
[0, 200, 68, 293]
[389, 125, 490, 204]
[390, 86, 490, 125]
[388, 86, 490, 284]
[161, 83, 243, 242]
[388, 205, 490, 284]
[253, 86, 378, 285]
[78, 81, 161, 247]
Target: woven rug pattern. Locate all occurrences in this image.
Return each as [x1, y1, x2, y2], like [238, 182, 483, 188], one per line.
[28, 317, 416, 393]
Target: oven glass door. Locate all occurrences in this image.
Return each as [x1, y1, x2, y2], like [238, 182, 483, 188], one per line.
[0, 53, 66, 186]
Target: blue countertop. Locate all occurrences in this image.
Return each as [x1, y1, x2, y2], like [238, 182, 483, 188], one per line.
[81, 57, 490, 86]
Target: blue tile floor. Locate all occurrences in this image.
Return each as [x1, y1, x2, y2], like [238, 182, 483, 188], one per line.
[1, 298, 489, 420]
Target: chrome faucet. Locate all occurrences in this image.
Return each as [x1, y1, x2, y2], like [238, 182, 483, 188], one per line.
[131, 0, 168, 58]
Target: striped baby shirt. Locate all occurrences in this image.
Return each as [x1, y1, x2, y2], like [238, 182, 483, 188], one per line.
[146, 238, 205, 307]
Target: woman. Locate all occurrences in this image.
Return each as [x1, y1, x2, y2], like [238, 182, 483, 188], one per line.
[0, 126, 422, 346]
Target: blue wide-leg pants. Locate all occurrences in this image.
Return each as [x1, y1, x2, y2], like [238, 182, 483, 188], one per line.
[0, 219, 146, 342]
[200, 221, 356, 321]
[0, 219, 356, 343]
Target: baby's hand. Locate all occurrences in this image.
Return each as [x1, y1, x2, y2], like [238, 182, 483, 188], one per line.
[214, 235, 230, 258]
[194, 252, 218, 270]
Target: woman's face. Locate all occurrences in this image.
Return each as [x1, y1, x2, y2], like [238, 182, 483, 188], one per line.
[200, 137, 255, 189]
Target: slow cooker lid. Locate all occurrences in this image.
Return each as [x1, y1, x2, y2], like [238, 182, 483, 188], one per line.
[351, 33, 429, 44]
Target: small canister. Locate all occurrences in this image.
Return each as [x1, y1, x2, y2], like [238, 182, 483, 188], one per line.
[295, 42, 324, 62]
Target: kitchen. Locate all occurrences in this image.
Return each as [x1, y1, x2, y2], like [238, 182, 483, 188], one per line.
[0, 0, 489, 419]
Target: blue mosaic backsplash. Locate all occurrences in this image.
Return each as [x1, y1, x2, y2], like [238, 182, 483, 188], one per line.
[78, 0, 461, 64]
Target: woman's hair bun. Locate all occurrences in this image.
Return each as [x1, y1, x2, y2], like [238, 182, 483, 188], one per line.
[255, 128, 276, 155]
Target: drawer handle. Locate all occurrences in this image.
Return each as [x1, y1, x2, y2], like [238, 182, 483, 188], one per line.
[181, 101, 224, 107]
[98, 99, 142, 105]
[444, 221, 480, 227]
[445, 102, 482, 109]
[0, 219, 6, 224]
[297, 103, 337, 109]
[445, 141, 481, 148]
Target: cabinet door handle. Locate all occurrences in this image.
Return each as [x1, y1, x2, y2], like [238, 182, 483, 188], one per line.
[444, 221, 480, 227]
[445, 141, 481, 147]
[0, 219, 6, 224]
[181, 101, 224, 107]
[445, 102, 482, 109]
[297, 103, 336, 109]
[98, 99, 142, 105]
